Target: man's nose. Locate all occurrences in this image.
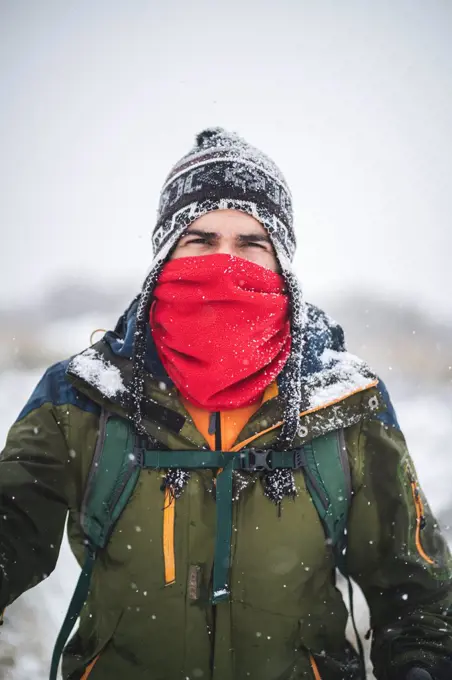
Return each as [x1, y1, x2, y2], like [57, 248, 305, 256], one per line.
[215, 240, 237, 256]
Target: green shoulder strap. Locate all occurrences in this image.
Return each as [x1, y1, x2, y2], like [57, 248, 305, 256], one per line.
[304, 430, 365, 677]
[303, 429, 351, 573]
[50, 410, 140, 680]
[79, 410, 141, 550]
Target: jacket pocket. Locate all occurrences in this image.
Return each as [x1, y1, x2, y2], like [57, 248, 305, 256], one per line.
[80, 655, 99, 679]
[73, 634, 113, 680]
[65, 609, 123, 680]
[307, 641, 361, 680]
[406, 465, 435, 565]
[309, 654, 322, 679]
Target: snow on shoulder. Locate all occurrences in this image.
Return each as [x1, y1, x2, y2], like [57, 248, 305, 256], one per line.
[70, 348, 125, 398]
[307, 347, 377, 410]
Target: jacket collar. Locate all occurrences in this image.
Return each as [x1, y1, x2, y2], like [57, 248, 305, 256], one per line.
[66, 298, 379, 444]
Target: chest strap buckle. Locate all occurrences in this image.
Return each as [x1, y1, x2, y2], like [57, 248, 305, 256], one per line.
[240, 449, 274, 471]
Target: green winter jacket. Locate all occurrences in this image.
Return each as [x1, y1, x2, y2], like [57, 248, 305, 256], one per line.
[0, 302, 451, 680]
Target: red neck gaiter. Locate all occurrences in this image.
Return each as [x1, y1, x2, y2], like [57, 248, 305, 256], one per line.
[150, 254, 291, 411]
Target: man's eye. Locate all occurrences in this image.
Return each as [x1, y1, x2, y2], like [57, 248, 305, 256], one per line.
[243, 242, 266, 249]
[186, 238, 210, 245]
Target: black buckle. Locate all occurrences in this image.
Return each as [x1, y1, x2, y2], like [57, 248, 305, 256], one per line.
[293, 449, 305, 469]
[241, 448, 273, 471]
[133, 434, 150, 468]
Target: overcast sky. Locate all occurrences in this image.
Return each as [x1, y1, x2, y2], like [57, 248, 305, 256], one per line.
[1, 1, 451, 321]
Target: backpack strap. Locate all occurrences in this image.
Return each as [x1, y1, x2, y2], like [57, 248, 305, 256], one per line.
[303, 429, 365, 678]
[50, 410, 141, 680]
[80, 410, 142, 550]
[302, 429, 351, 572]
[49, 549, 96, 680]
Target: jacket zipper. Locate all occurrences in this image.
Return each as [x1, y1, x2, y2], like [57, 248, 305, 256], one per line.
[80, 655, 100, 679]
[410, 480, 435, 565]
[211, 412, 221, 675]
[309, 654, 322, 679]
[407, 466, 435, 565]
[208, 412, 221, 450]
[214, 412, 221, 451]
[163, 487, 176, 584]
[210, 413, 221, 496]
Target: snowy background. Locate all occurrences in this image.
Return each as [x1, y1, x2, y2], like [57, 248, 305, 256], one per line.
[1, 1, 452, 678]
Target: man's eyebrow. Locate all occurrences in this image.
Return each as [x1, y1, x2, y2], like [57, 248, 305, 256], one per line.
[237, 233, 271, 243]
[181, 229, 218, 239]
[180, 229, 271, 242]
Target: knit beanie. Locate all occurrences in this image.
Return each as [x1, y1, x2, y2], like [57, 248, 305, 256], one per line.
[132, 128, 306, 450]
[152, 127, 296, 267]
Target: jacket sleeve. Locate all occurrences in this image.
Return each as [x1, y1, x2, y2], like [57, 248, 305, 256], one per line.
[0, 366, 73, 609]
[346, 382, 452, 680]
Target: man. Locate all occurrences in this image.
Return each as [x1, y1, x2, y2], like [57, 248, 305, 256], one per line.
[1, 128, 451, 680]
